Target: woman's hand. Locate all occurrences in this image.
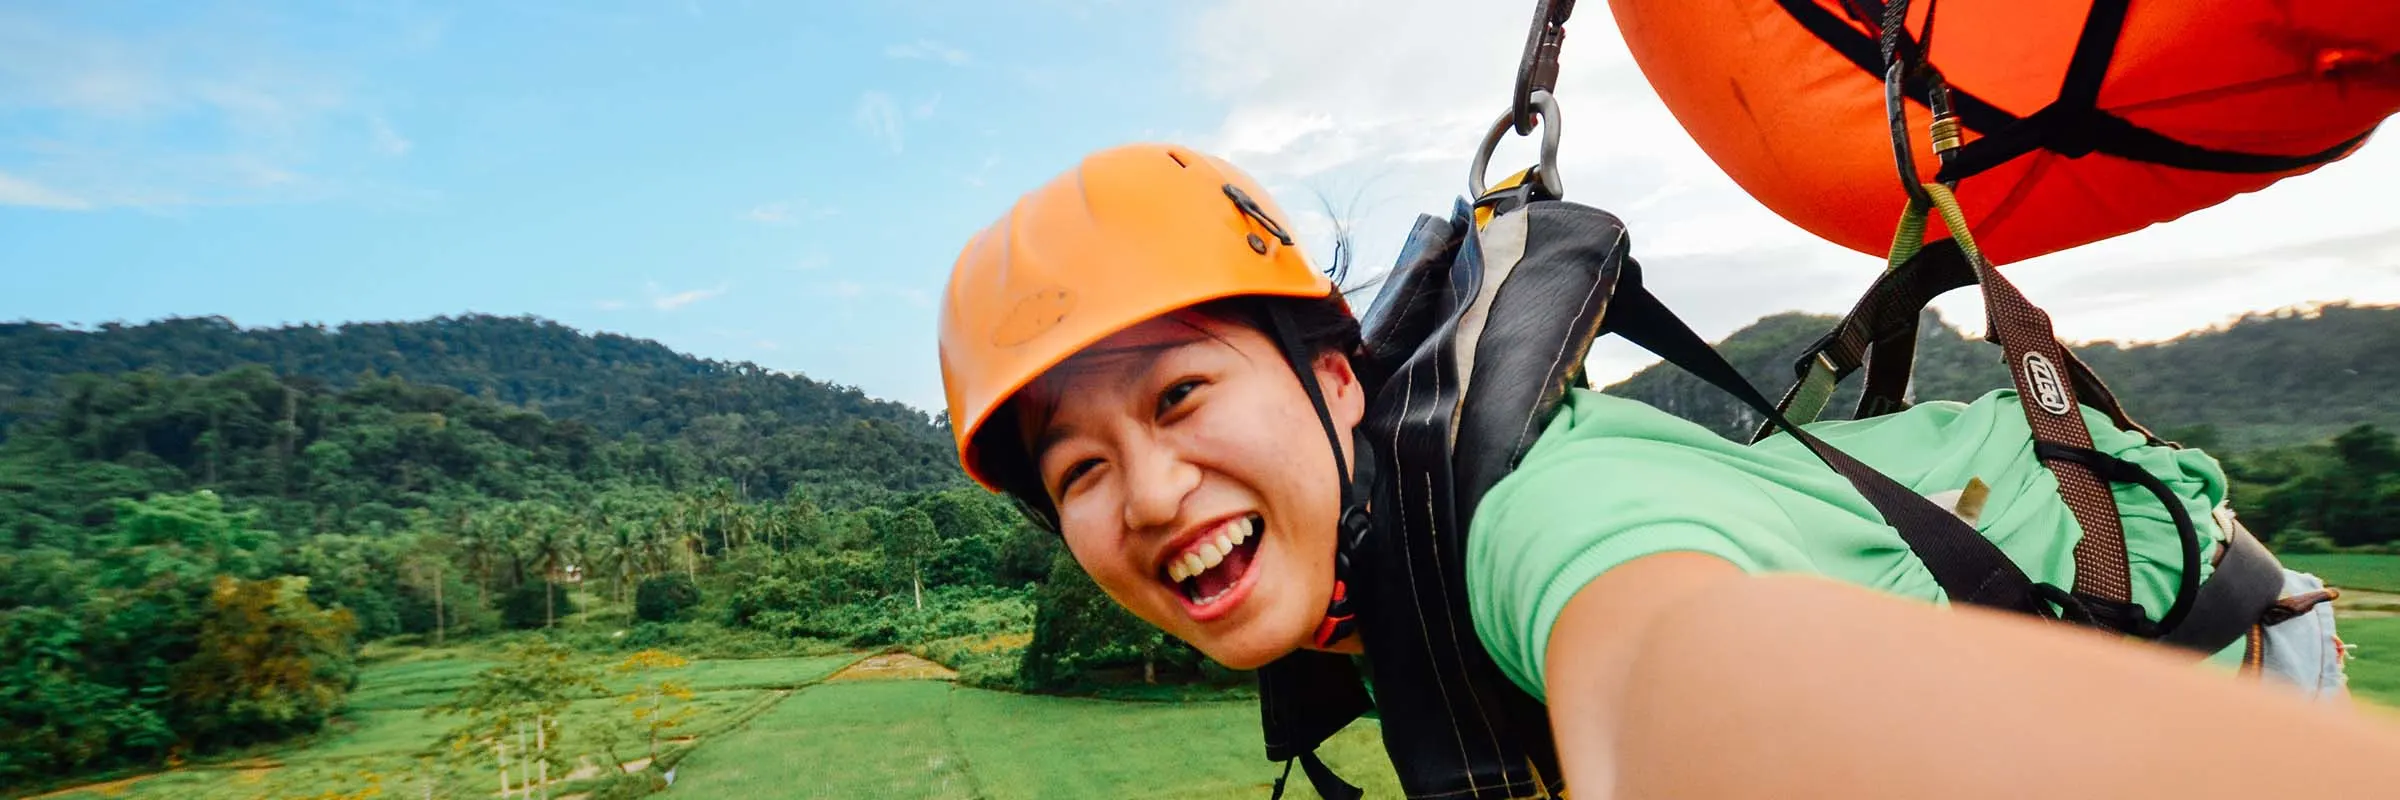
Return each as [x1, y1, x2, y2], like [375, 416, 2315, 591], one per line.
[1543, 552, 2400, 799]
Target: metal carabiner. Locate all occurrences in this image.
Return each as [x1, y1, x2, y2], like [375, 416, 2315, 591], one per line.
[1886, 60, 1938, 211]
[1512, 0, 1576, 136]
[1471, 89, 1564, 202]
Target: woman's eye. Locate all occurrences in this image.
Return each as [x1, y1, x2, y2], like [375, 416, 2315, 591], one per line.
[1056, 458, 1101, 493]
[1156, 379, 1203, 417]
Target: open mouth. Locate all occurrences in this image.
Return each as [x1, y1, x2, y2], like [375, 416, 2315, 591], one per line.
[1162, 513, 1264, 610]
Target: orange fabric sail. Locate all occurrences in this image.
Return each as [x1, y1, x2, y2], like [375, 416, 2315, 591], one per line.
[1606, 0, 2400, 265]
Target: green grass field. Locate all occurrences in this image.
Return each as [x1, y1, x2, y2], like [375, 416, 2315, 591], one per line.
[2279, 554, 2400, 593]
[665, 680, 1399, 800]
[31, 557, 2400, 800]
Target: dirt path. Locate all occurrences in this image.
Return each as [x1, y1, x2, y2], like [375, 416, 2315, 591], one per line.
[24, 774, 150, 799]
[25, 760, 280, 800]
[2336, 588, 2400, 619]
[827, 651, 959, 682]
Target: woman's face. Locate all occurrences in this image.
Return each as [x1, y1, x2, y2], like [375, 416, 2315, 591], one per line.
[1016, 309, 1364, 670]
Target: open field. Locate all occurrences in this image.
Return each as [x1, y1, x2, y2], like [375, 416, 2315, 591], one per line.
[664, 679, 1399, 800]
[27, 557, 2400, 800]
[27, 645, 1394, 800]
[2280, 554, 2400, 594]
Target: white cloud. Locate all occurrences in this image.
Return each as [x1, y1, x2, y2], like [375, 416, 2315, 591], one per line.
[0, 170, 93, 209]
[884, 39, 971, 66]
[0, 8, 423, 208]
[854, 91, 905, 154]
[963, 154, 999, 188]
[744, 203, 792, 224]
[1180, 0, 2400, 386]
[742, 200, 838, 225]
[653, 287, 725, 311]
[643, 281, 729, 311]
[814, 280, 931, 309]
[369, 115, 413, 156]
[913, 92, 942, 120]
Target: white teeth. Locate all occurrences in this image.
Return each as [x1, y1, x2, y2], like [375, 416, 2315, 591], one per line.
[1166, 516, 1263, 589]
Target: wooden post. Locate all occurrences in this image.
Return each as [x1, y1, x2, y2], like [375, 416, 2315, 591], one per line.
[537, 714, 550, 800]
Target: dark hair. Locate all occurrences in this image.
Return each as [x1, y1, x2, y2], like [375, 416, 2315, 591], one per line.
[976, 290, 1367, 534]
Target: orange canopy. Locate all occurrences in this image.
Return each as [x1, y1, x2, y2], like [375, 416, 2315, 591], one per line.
[1607, 0, 2400, 264]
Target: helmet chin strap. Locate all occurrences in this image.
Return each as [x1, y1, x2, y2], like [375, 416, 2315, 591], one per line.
[1261, 305, 1378, 651]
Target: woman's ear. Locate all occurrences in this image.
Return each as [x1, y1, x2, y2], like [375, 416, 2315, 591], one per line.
[1313, 350, 1366, 430]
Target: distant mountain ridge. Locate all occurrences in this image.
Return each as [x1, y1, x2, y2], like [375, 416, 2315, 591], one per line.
[0, 313, 936, 434]
[0, 314, 964, 502]
[1604, 302, 2400, 451]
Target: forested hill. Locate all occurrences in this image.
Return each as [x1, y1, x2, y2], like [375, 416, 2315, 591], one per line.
[0, 313, 944, 442]
[0, 314, 962, 498]
[1606, 302, 2400, 452]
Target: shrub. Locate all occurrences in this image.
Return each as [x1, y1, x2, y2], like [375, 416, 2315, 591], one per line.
[501, 582, 577, 630]
[635, 575, 703, 623]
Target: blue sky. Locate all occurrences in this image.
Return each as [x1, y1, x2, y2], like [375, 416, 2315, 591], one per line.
[6, 1, 2397, 414]
[0, 0, 1217, 412]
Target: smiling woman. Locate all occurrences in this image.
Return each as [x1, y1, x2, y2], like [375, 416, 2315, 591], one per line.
[932, 142, 2400, 800]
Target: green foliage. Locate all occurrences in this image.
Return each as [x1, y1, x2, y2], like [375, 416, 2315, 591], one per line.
[0, 607, 175, 783]
[1019, 552, 1204, 691]
[169, 576, 360, 747]
[1608, 304, 2400, 452]
[635, 574, 702, 622]
[500, 581, 576, 630]
[0, 314, 965, 501]
[2219, 425, 2400, 550]
[912, 632, 1033, 691]
[425, 638, 610, 783]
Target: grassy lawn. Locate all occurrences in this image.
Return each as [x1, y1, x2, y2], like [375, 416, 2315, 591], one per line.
[2341, 616, 2400, 708]
[2278, 554, 2400, 593]
[27, 582, 2400, 800]
[667, 680, 1399, 800]
[667, 680, 979, 800]
[946, 687, 1398, 799]
[343, 656, 500, 711]
[602, 653, 860, 693]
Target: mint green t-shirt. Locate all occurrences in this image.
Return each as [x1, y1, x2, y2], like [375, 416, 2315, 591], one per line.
[1464, 388, 2239, 701]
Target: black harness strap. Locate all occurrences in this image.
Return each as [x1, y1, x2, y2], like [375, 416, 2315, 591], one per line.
[2160, 517, 2285, 654]
[1775, 0, 2377, 182]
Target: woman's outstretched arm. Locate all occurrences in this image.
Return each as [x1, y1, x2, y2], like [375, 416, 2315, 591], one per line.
[1541, 551, 2400, 799]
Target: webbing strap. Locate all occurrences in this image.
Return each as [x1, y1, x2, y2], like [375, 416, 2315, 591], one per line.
[1607, 265, 2047, 616]
[1775, 0, 2375, 181]
[2159, 519, 2284, 654]
[1270, 751, 1364, 800]
[1904, 184, 2135, 607]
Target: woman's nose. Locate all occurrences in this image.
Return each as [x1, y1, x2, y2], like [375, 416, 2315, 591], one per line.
[1121, 446, 1200, 532]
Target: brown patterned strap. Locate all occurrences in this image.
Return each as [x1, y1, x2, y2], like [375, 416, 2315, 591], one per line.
[1974, 264, 2134, 603]
[1920, 184, 2134, 607]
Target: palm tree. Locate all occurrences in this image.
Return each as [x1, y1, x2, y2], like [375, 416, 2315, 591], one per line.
[517, 502, 572, 629]
[460, 513, 508, 610]
[605, 520, 639, 608]
[566, 521, 597, 626]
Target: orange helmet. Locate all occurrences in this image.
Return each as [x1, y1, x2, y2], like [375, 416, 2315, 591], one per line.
[939, 143, 1338, 491]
